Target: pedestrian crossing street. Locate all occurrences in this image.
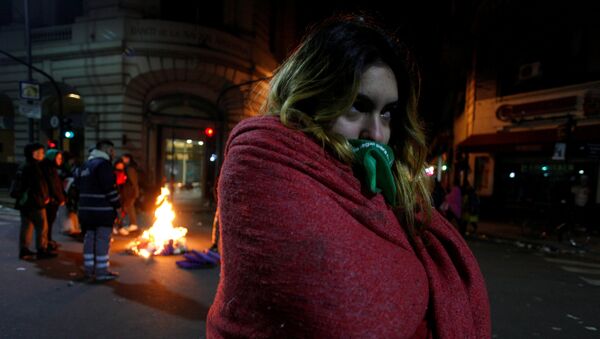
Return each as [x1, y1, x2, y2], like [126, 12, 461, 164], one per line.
[544, 257, 600, 286]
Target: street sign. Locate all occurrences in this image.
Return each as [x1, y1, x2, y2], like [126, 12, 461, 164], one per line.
[50, 115, 60, 128]
[18, 100, 41, 119]
[19, 81, 40, 100]
[552, 142, 566, 160]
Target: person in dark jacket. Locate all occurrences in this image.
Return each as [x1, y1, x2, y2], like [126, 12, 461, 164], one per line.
[112, 160, 129, 236]
[76, 140, 121, 281]
[40, 149, 66, 250]
[118, 153, 140, 232]
[14, 143, 56, 259]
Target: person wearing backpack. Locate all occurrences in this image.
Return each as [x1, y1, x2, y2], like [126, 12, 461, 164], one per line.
[12, 143, 56, 259]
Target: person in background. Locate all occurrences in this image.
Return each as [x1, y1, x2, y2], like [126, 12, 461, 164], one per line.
[77, 140, 121, 282]
[442, 177, 462, 229]
[571, 174, 590, 226]
[40, 149, 66, 250]
[431, 178, 446, 211]
[113, 160, 130, 236]
[460, 181, 480, 236]
[12, 143, 56, 259]
[61, 151, 82, 238]
[207, 14, 490, 338]
[559, 174, 591, 242]
[118, 153, 140, 233]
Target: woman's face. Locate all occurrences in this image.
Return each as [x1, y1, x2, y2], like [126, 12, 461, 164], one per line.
[32, 148, 45, 161]
[55, 153, 63, 167]
[330, 63, 398, 145]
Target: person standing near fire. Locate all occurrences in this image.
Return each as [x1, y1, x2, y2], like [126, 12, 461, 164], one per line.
[40, 149, 66, 251]
[118, 153, 140, 233]
[77, 140, 121, 281]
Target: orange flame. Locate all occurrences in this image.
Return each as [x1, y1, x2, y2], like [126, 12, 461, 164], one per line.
[127, 186, 188, 257]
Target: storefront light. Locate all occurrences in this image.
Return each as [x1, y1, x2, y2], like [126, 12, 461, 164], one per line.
[198, 141, 204, 146]
[509, 172, 516, 179]
[210, 154, 217, 162]
[425, 166, 435, 177]
[579, 170, 585, 175]
[186, 139, 192, 144]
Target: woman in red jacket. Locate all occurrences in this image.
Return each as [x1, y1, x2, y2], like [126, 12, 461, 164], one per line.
[207, 14, 490, 338]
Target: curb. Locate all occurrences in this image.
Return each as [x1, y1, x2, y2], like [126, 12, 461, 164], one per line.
[468, 232, 600, 262]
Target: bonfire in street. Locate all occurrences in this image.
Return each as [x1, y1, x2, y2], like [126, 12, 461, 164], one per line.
[127, 186, 188, 258]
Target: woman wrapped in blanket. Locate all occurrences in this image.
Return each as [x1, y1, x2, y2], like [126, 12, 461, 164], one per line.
[207, 14, 491, 339]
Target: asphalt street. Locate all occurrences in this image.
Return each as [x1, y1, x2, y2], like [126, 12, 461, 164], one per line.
[470, 240, 600, 338]
[1, 204, 599, 338]
[0, 206, 218, 339]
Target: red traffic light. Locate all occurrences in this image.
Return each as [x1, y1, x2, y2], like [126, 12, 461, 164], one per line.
[204, 127, 215, 137]
[47, 139, 57, 149]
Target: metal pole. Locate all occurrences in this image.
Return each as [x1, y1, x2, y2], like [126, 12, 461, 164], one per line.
[0, 49, 64, 146]
[24, 0, 33, 142]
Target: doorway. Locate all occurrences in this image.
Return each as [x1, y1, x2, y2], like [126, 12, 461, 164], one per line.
[158, 126, 217, 207]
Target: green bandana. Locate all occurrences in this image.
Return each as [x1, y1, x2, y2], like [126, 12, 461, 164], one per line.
[349, 139, 397, 206]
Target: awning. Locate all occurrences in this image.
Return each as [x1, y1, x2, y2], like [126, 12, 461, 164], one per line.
[458, 124, 600, 153]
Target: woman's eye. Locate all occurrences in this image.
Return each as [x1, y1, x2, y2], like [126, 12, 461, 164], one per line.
[351, 98, 372, 113]
[381, 110, 392, 122]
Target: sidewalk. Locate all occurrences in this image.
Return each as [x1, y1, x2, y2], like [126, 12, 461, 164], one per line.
[470, 219, 600, 262]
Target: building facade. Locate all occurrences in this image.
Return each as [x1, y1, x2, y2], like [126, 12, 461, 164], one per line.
[453, 0, 600, 221]
[0, 0, 296, 203]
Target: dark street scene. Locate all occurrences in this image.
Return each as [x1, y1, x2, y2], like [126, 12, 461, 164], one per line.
[0, 0, 599, 338]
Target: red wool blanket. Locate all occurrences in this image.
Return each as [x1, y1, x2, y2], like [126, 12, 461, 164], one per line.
[207, 116, 491, 338]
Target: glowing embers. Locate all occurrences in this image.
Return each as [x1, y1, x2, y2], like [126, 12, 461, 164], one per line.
[127, 186, 187, 258]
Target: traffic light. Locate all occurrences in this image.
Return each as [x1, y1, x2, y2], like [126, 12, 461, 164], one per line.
[63, 117, 75, 139]
[204, 127, 215, 138]
[47, 139, 57, 149]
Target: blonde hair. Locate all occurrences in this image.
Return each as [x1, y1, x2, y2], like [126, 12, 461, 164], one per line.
[264, 15, 432, 236]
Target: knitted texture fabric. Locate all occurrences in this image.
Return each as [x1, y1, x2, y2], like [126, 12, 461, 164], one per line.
[207, 116, 491, 339]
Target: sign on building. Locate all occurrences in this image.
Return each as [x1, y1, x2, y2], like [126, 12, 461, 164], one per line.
[18, 100, 42, 119]
[552, 142, 566, 160]
[19, 81, 41, 100]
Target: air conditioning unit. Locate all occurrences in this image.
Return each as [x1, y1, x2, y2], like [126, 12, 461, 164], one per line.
[518, 62, 542, 81]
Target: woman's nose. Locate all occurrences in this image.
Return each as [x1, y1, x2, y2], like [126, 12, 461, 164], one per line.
[359, 115, 386, 143]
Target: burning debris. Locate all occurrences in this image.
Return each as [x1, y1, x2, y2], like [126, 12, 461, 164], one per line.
[127, 186, 188, 258]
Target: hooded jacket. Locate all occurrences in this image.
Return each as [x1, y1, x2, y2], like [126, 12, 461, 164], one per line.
[76, 149, 121, 228]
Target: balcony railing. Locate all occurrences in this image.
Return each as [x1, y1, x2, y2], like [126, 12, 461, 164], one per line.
[31, 25, 72, 43]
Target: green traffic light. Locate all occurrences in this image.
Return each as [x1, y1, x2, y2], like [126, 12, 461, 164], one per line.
[64, 130, 75, 139]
